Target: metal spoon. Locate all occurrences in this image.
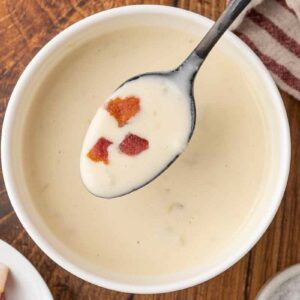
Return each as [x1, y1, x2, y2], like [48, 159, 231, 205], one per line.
[81, 0, 251, 198]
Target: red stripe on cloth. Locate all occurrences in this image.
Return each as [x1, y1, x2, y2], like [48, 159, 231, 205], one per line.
[275, 0, 295, 14]
[247, 10, 300, 58]
[236, 31, 300, 92]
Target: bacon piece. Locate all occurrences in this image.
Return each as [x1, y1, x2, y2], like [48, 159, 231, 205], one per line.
[119, 134, 149, 156]
[87, 137, 113, 164]
[0, 263, 9, 300]
[106, 96, 140, 127]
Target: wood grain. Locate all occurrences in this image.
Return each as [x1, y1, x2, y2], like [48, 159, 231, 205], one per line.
[0, 0, 299, 299]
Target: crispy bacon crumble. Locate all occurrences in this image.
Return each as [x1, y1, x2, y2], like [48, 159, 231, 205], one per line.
[87, 137, 113, 164]
[106, 96, 140, 127]
[119, 134, 149, 156]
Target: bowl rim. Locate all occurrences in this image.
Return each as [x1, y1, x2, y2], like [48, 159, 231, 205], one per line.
[1, 5, 291, 294]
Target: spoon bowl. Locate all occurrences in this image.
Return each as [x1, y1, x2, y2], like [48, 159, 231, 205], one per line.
[80, 72, 194, 198]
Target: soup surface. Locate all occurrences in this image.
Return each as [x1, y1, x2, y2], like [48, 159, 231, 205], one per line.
[23, 26, 267, 275]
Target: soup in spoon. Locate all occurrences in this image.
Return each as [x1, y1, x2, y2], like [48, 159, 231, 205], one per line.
[80, 76, 191, 198]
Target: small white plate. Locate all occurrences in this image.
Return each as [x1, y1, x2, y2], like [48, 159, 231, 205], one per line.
[0, 240, 53, 300]
[256, 264, 300, 300]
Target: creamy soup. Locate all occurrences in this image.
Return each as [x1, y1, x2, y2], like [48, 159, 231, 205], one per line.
[23, 26, 267, 276]
[81, 76, 192, 198]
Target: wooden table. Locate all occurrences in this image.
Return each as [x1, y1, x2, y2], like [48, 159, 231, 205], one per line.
[0, 1, 299, 299]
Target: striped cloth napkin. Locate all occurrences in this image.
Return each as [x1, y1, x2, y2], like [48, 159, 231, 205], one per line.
[229, 0, 300, 100]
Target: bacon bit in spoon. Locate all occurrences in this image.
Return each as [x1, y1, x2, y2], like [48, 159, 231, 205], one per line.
[119, 134, 149, 156]
[87, 137, 113, 164]
[106, 96, 140, 127]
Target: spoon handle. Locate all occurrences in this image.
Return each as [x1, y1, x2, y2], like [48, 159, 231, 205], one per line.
[194, 0, 251, 59]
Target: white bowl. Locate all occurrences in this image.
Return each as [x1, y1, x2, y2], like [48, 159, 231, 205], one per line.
[256, 264, 300, 300]
[0, 240, 53, 300]
[1, 5, 290, 294]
